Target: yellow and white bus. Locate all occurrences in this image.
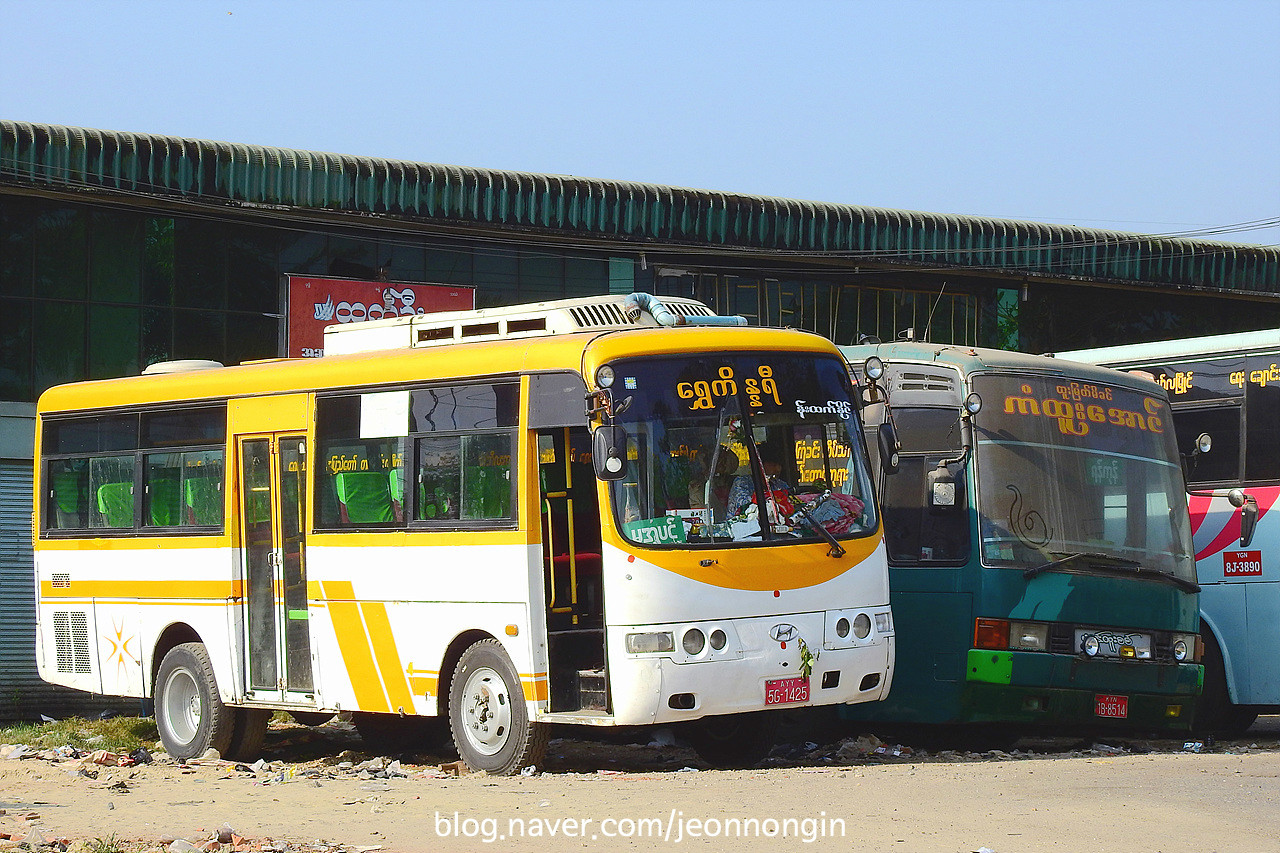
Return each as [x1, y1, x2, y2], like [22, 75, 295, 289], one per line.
[33, 294, 894, 774]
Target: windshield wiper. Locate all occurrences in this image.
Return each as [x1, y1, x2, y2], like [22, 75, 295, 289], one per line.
[787, 488, 846, 559]
[1025, 551, 1200, 593]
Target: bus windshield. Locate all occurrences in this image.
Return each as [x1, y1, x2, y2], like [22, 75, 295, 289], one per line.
[971, 373, 1196, 582]
[605, 352, 877, 547]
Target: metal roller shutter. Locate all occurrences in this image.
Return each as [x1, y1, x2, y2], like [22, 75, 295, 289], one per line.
[0, 461, 131, 721]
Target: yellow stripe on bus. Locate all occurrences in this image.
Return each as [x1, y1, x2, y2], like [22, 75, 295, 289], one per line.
[320, 580, 390, 713]
[522, 672, 549, 701]
[35, 536, 230, 551]
[359, 598, 417, 714]
[41, 580, 243, 599]
[306, 530, 528, 547]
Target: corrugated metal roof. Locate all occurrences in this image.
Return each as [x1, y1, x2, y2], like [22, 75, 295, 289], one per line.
[2, 120, 1276, 293]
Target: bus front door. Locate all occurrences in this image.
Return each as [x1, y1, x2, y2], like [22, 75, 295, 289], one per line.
[538, 427, 606, 712]
[239, 434, 315, 704]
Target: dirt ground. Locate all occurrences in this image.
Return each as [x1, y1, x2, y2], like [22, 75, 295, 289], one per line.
[3, 714, 1279, 853]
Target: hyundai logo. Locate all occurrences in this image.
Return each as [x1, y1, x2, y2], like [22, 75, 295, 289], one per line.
[770, 623, 798, 643]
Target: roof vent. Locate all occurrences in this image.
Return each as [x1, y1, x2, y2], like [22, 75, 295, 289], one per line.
[323, 294, 738, 355]
[141, 359, 225, 375]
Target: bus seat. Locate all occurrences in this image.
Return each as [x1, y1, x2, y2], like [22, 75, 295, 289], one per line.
[96, 482, 133, 528]
[52, 470, 88, 527]
[549, 551, 603, 613]
[387, 469, 405, 522]
[147, 471, 182, 526]
[334, 470, 394, 524]
[465, 465, 510, 518]
[185, 476, 223, 525]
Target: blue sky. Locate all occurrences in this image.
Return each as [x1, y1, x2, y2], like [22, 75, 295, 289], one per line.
[5, 0, 1277, 245]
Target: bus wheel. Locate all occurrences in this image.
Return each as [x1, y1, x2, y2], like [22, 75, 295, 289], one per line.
[685, 711, 780, 768]
[225, 708, 271, 762]
[1197, 631, 1258, 736]
[154, 643, 235, 761]
[448, 639, 548, 775]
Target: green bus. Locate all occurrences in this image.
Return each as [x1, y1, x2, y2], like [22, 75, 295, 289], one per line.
[838, 342, 1202, 737]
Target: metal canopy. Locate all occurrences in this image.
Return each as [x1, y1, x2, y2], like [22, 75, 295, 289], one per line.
[2, 120, 1276, 294]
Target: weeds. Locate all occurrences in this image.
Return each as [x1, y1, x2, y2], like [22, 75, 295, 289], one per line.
[0, 715, 158, 753]
[80, 836, 128, 853]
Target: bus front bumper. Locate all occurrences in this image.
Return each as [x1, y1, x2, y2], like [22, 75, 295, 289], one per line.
[962, 649, 1203, 731]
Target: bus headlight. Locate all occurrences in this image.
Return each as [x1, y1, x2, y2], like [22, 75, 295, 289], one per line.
[682, 628, 706, 655]
[1171, 633, 1198, 661]
[835, 617, 851, 638]
[626, 631, 674, 654]
[709, 629, 727, 650]
[1010, 621, 1048, 652]
[874, 612, 893, 633]
[853, 613, 872, 639]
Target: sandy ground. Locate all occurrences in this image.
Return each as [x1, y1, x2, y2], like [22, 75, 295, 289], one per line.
[3, 716, 1279, 853]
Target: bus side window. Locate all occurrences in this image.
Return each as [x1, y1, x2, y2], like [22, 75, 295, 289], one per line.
[1245, 364, 1280, 481]
[50, 465, 89, 529]
[417, 436, 461, 521]
[1174, 407, 1241, 486]
[462, 434, 512, 519]
[185, 476, 223, 525]
[145, 466, 182, 527]
[89, 454, 136, 529]
[881, 407, 970, 565]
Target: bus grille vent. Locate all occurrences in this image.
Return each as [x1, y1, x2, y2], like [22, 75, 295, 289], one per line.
[51, 573, 71, 589]
[895, 372, 956, 393]
[568, 303, 629, 328]
[1047, 624, 1074, 654]
[53, 611, 93, 675]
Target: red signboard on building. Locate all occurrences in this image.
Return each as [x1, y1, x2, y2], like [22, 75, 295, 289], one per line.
[287, 276, 475, 357]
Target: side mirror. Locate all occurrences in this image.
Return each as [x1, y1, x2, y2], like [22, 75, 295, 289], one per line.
[1229, 488, 1258, 548]
[592, 426, 628, 481]
[878, 418, 900, 474]
[928, 461, 957, 507]
[1182, 432, 1212, 478]
[861, 355, 887, 405]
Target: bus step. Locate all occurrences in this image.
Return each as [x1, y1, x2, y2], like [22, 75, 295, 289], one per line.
[576, 669, 608, 711]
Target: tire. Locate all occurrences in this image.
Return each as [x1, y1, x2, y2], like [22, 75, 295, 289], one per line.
[353, 711, 450, 755]
[225, 708, 271, 762]
[1196, 631, 1259, 736]
[448, 639, 548, 775]
[154, 643, 235, 761]
[684, 711, 780, 769]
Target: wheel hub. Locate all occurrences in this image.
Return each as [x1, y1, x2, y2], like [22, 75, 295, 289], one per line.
[461, 667, 511, 755]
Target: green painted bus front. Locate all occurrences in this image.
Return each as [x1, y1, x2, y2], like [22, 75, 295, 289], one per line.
[839, 342, 1202, 733]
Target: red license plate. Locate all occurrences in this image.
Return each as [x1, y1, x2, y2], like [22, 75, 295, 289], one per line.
[1095, 694, 1129, 718]
[765, 676, 810, 705]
